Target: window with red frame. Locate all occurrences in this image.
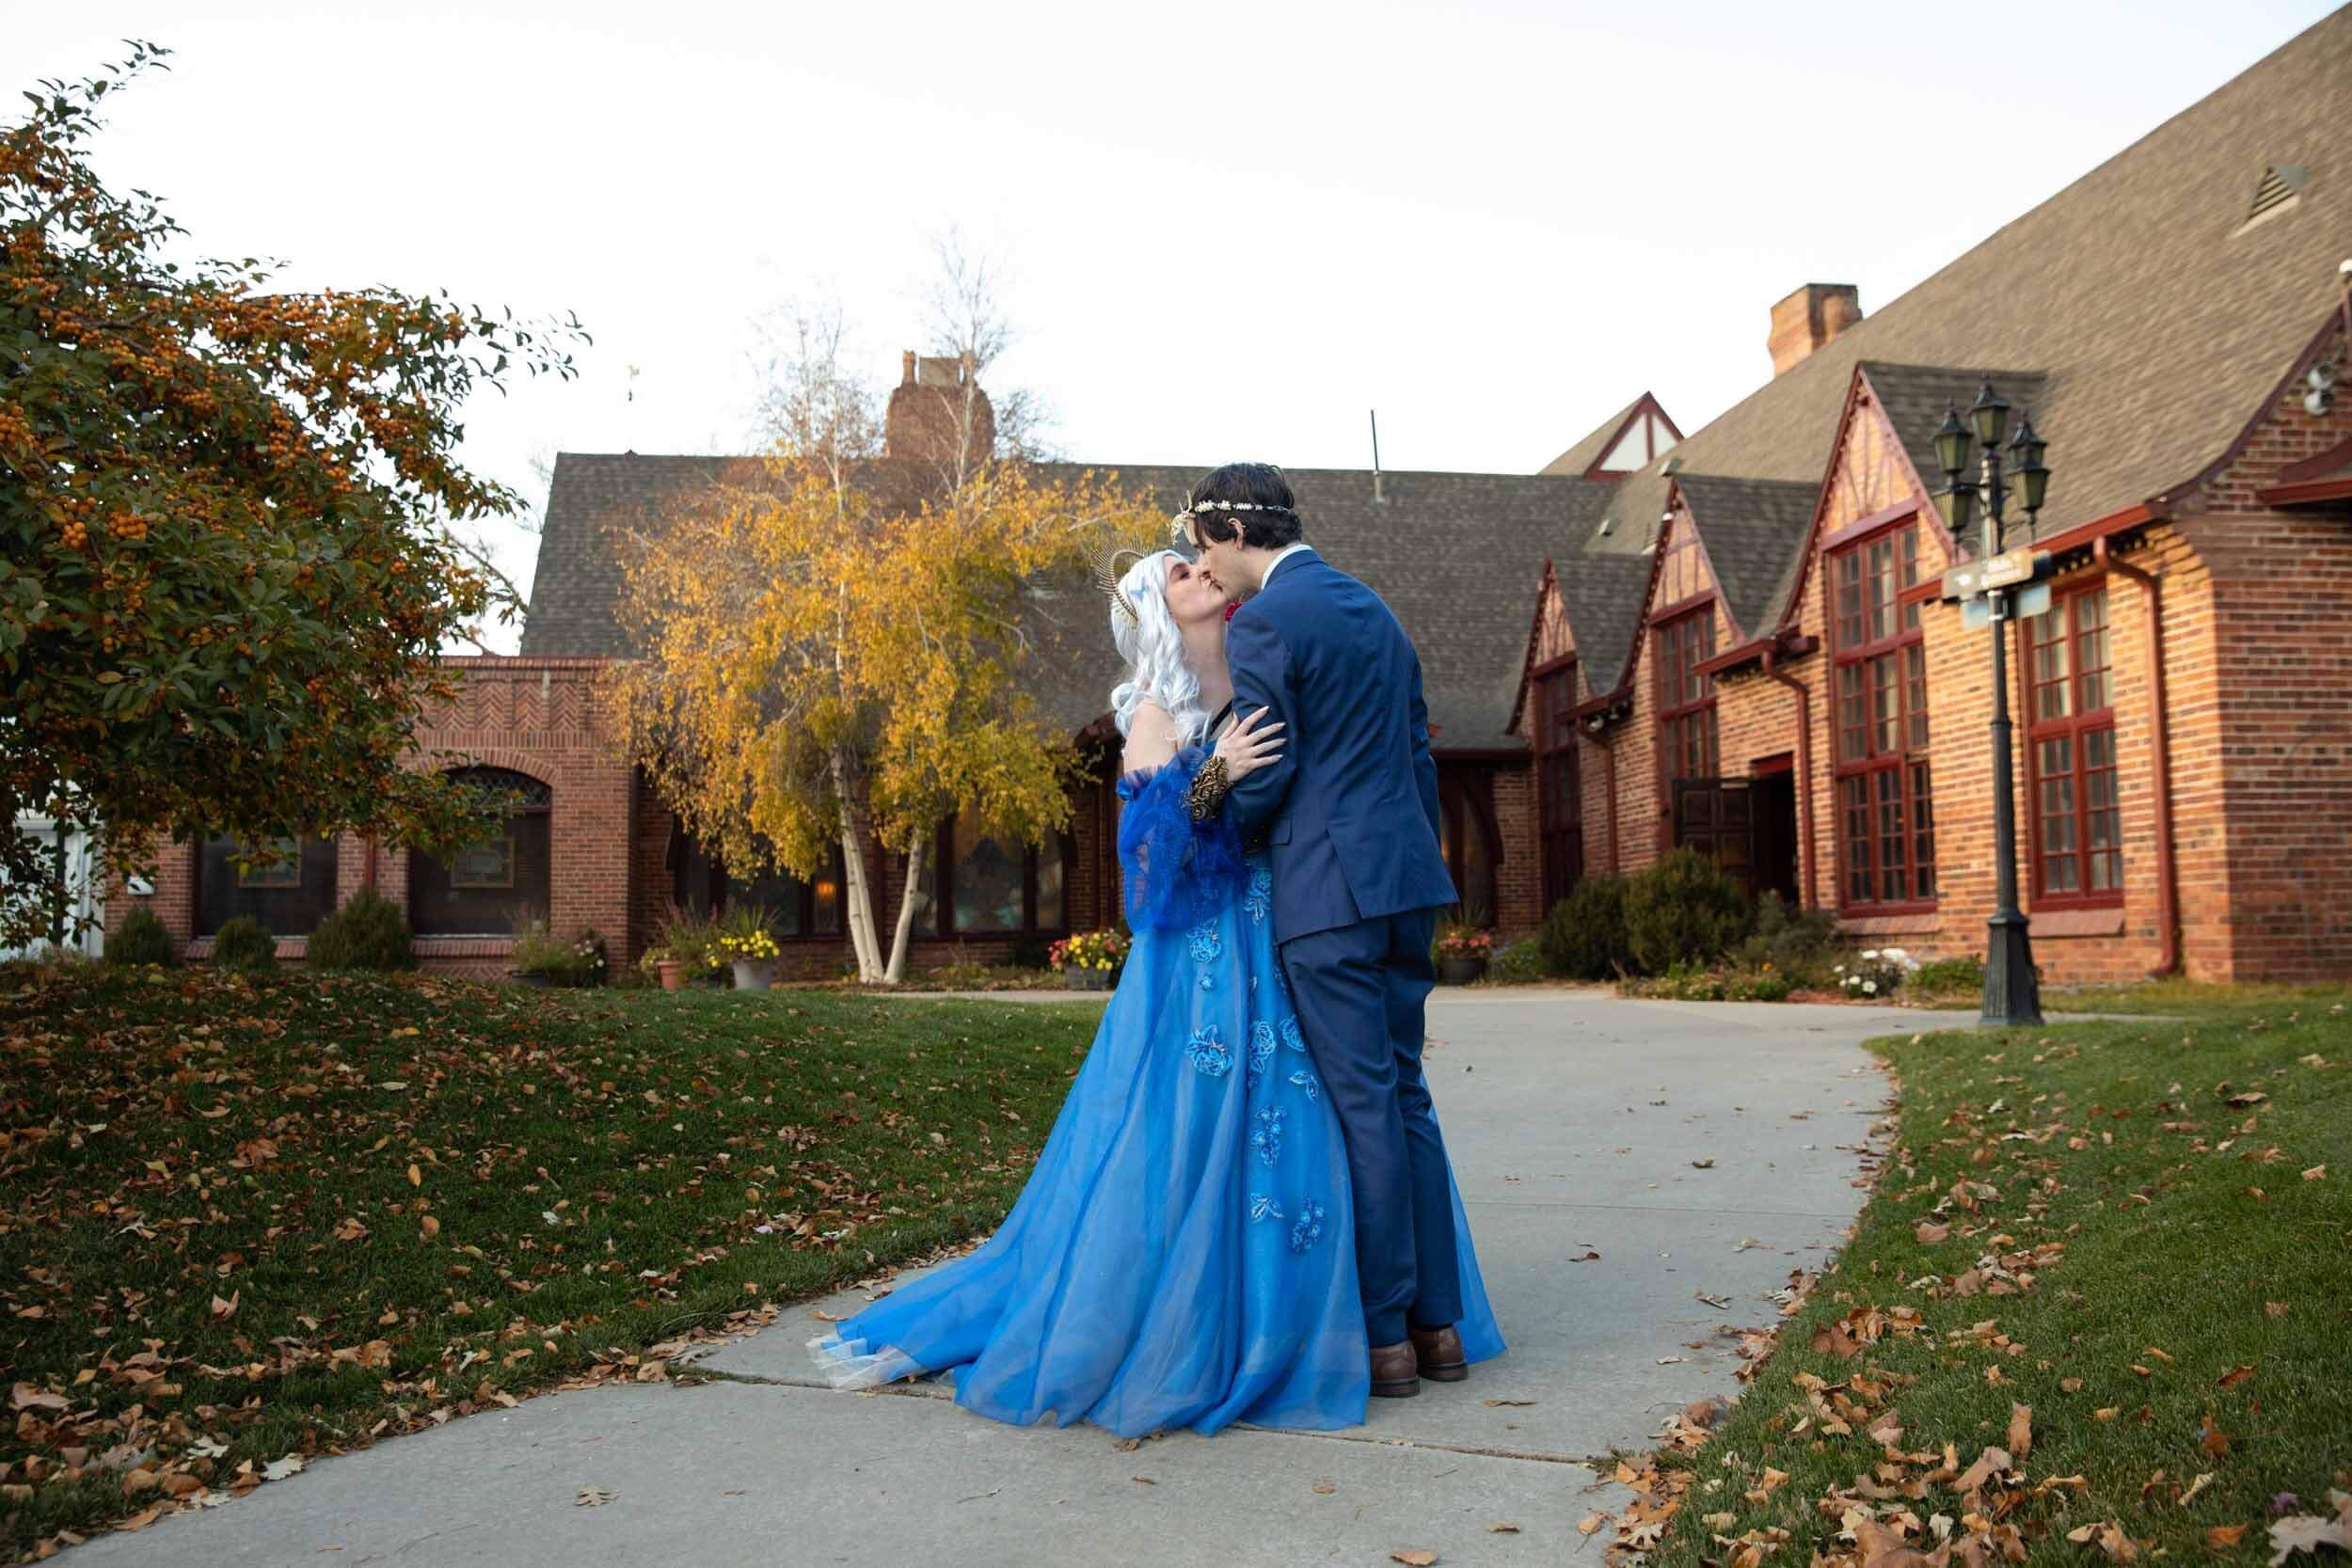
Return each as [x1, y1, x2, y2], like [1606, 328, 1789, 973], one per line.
[2026, 583, 2121, 904]
[1831, 521, 1935, 909]
[1533, 661, 1582, 908]
[1655, 610, 1718, 783]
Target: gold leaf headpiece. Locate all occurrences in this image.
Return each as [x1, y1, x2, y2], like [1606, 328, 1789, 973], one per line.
[1096, 546, 1152, 629]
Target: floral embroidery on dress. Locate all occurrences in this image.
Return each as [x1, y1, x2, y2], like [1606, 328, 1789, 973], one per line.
[1246, 1022, 1276, 1089]
[1289, 1198, 1327, 1253]
[1184, 1025, 1232, 1077]
[1248, 1192, 1283, 1223]
[1251, 1105, 1285, 1166]
[1187, 921, 1222, 962]
[1279, 1015, 1306, 1053]
[1288, 1069, 1321, 1101]
[1244, 863, 1273, 924]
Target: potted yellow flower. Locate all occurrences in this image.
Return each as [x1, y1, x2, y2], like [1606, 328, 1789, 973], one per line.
[1050, 928, 1129, 991]
[719, 905, 782, 990]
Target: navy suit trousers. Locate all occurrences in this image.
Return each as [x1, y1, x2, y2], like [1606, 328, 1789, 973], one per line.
[1278, 908, 1463, 1346]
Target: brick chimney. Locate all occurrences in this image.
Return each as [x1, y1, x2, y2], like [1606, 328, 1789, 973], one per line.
[1768, 284, 1864, 377]
[884, 349, 996, 467]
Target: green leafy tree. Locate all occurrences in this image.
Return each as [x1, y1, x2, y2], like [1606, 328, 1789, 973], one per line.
[0, 45, 585, 942]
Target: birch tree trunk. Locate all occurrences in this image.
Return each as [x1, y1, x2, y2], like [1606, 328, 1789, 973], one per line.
[882, 832, 930, 986]
[829, 746, 883, 983]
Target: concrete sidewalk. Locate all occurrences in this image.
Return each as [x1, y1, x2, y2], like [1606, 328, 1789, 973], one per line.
[74, 993, 1921, 1568]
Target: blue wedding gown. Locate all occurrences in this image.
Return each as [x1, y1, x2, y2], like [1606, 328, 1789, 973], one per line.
[810, 749, 1502, 1435]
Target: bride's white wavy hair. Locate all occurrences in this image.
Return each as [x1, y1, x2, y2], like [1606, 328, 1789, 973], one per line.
[1110, 550, 1216, 747]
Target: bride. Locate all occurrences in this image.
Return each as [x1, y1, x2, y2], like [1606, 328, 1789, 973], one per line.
[810, 549, 1501, 1435]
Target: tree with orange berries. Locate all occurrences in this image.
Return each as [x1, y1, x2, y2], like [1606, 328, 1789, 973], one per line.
[0, 45, 585, 942]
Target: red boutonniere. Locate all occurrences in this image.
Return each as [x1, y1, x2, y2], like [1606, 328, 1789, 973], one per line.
[1224, 600, 1241, 623]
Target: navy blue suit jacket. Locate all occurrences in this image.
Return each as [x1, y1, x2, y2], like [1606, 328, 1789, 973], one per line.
[1225, 549, 1457, 942]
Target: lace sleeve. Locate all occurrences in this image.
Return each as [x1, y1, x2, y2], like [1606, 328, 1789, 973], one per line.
[1117, 746, 1247, 930]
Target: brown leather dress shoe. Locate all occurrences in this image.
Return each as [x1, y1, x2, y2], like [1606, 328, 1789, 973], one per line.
[1409, 1324, 1469, 1382]
[1371, 1339, 1421, 1399]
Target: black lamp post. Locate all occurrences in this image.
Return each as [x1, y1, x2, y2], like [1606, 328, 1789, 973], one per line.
[1933, 383, 2046, 1029]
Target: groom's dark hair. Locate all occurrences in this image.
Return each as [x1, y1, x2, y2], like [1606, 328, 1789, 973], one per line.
[1187, 463, 1303, 551]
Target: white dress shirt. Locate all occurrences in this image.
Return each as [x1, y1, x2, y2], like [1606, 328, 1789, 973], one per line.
[1257, 541, 1314, 590]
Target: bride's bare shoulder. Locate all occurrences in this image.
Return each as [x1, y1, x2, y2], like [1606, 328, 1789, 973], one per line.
[1122, 700, 1177, 772]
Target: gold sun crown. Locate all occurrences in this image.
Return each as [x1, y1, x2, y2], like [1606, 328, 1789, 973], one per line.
[1095, 546, 1152, 629]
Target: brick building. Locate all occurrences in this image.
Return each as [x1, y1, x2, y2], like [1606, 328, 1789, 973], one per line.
[109, 11, 2352, 985]
[1516, 8, 2352, 982]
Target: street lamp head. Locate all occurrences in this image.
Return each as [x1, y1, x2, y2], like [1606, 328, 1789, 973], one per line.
[1933, 479, 1978, 536]
[2008, 412, 2049, 516]
[1969, 381, 2011, 448]
[1933, 405, 1973, 480]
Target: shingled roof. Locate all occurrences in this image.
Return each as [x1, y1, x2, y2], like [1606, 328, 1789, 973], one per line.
[1672, 475, 1823, 640]
[520, 454, 1611, 752]
[1537, 9, 2351, 687]
[1538, 395, 1647, 478]
[1590, 9, 2350, 548]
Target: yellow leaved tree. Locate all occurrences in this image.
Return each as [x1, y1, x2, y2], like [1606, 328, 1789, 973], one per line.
[608, 444, 1159, 984]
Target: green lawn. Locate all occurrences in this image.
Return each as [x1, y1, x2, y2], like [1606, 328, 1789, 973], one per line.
[0, 967, 1098, 1556]
[1651, 991, 2352, 1567]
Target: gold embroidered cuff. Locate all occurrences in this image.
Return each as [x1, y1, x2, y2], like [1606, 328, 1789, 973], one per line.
[1187, 755, 1232, 820]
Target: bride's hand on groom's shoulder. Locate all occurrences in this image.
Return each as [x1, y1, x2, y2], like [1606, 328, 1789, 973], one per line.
[1215, 707, 1284, 781]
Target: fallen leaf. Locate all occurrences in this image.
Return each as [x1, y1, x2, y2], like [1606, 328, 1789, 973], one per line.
[210, 1291, 240, 1322]
[2068, 1520, 2139, 1562]
[2182, 1474, 2216, 1508]
[1310, 1481, 1337, 1496]
[2268, 1511, 2352, 1564]
[1916, 1222, 1951, 1244]
[262, 1455, 306, 1482]
[576, 1487, 616, 1507]
[2224, 1091, 2268, 1108]
[407, 1164, 422, 1187]
[1489, 1523, 1520, 1533]
[1571, 1250, 1602, 1261]
[2201, 1415, 2232, 1460]
[2206, 1524, 2248, 1551]
[2062, 1377, 2086, 1394]
[2218, 1366, 2256, 1391]
[1390, 1552, 1438, 1567]
[2301, 1166, 2326, 1182]
[1695, 1291, 1733, 1308]
[1132, 1476, 1156, 1486]
[1579, 1513, 1610, 1536]
[1483, 1398, 1535, 1407]
[2009, 1404, 2034, 1459]
[2266, 1302, 2291, 1319]
[1692, 1158, 1716, 1170]
[10, 1385, 68, 1412]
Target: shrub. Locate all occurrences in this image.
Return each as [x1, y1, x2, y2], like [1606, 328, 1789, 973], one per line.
[103, 908, 177, 967]
[1734, 893, 1843, 989]
[1625, 961, 1793, 1004]
[1484, 939, 1547, 985]
[1835, 946, 1920, 1000]
[210, 915, 278, 974]
[1911, 954, 1986, 997]
[1048, 928, 1130, 974]
[307, 890, 416, 971]
[514, 921, 608, 985]
[1622, 848, 1750, 975]
[642, 903, 724, 975]
[1537, 876, 1631, 981]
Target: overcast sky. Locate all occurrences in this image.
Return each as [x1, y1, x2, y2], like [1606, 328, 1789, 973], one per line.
[17, 0, 2340, 649]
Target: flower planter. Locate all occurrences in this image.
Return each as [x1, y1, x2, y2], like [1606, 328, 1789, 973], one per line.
[1437, 955, 1488, 987]
[657, 959, 688, 991]
[731, 959, 775, 991]
[1062, 966, 1112, 991]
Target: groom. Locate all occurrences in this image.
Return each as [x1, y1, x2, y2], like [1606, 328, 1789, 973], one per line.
[1178, 462, 1470, 1400]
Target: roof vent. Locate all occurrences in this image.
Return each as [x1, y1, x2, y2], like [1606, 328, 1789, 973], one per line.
[2235, 165, 2306, 236]
[1597, 515, 1616, 538]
